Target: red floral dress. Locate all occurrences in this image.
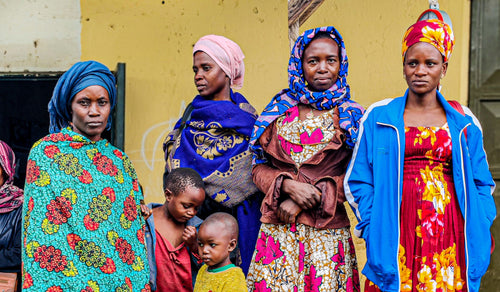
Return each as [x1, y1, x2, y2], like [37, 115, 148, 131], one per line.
[366, 125, 466, 292]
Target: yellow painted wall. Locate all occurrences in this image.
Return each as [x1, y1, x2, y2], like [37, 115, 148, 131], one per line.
[81, 2, 470, 289]
[80, 0, 289, 203]
[81, 0, 470, 203]
[302, 0, 470, 108]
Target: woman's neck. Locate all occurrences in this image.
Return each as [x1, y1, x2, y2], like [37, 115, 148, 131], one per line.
[209, 86, 232, 101]
[404, 90, 447, 127]
[406, 89, 440, 110]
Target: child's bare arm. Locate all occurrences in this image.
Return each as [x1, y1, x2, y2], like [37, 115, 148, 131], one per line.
[182, 226, 198, 253]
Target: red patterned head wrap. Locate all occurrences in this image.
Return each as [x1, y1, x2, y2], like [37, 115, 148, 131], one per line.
[402, 19, 455, 63]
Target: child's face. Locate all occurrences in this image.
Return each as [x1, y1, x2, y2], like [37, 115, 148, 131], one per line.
[197, 222, 236, 269]
[166, 185, 205, 223]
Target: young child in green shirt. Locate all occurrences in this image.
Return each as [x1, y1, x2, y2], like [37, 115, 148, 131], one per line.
[194, 212, 247, 292]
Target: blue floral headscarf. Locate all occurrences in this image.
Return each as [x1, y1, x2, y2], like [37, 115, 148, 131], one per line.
[48, 60, 117, 133]
[250, 26, 364, 164]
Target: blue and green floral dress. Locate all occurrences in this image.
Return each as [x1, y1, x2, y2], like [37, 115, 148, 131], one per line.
[22, 128, 150, 292]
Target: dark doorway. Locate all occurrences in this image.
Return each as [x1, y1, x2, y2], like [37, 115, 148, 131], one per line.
[469, 0, 500, 289]
[0, 63, 125, 189]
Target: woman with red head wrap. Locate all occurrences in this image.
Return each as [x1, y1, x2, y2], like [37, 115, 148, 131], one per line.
[345, 19, 496, 292]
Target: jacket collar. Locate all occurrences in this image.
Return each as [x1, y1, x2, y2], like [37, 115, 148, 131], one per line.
[377, 89, 470, 132]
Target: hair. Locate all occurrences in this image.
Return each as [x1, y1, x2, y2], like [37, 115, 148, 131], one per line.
[200, 212, 239, 240]
[164, 167, 204, 196]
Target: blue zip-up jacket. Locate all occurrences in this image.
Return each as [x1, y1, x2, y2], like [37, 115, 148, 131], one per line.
[344, 90, 496, 292]
[144, 203, 203, 291]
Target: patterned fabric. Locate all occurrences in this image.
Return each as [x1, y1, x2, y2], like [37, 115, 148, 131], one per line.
[164, 91, 258, 208]
[402, 19, 455, 62]
[155, 231, 193, 292]
[193, 35, 245, 90]
[0, 140, 24, 214]
[22, 128, 150, 292]
[365, 125, 466, 292]
[194, 264, 247, 292]
[247, 224, 359, 292]
[0, 140, 23, 213]
[250, 26, 364, 164]
[48, 60, 117, 133]
[276, 106, 337, 165]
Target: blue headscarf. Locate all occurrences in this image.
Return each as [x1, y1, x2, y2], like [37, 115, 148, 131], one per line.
[250, 26, 364, 164]
[48, 60, 117, 133]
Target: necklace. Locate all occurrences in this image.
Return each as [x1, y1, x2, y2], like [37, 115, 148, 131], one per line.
[306, 106, 314, 119]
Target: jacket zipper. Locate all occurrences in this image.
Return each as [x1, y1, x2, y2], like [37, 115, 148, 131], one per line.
[377, 122, 402, 292]
[458, 124, 470, 292]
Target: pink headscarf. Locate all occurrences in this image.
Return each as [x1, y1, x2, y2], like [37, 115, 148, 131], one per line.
[0, 140, 23, 213]
[193, 35, 245, 90]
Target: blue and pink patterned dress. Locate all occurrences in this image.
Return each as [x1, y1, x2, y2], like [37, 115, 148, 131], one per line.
[247, 106, 359, 292]
[22, 128, 150, 292]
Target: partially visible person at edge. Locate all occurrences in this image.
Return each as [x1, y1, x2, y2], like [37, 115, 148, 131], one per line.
[21, 61, 150, 291]
[0, 140, 23, 292]
[163, 34, 261, 275]
[345, 19, 496, 292]
[247, 26, 364, 291]
[145, 167, 205, 291]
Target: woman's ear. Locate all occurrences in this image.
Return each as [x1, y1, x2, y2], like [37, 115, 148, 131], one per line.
[441, 62, 449, 78]
[228, 238, 237, 252]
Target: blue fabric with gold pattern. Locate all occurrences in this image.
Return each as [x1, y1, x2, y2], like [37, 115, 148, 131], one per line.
[164, 90, 258, 208]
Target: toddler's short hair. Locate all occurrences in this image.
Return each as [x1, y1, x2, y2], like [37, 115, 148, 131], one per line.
[201, 212, 238, 240]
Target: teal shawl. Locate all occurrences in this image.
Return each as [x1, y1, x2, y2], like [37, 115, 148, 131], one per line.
[22, 128, 149, 291]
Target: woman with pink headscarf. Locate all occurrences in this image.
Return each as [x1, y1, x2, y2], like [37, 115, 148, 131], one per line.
[161, 35, 261, 276]
[0, 140, 23, 292]
[345, 19, 496, 291]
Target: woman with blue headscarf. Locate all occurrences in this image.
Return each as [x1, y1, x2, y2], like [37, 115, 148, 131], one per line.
[246, 27, 364, 291]
[22, 61, 150, 291]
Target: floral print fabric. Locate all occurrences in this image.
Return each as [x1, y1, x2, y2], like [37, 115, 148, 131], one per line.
[22, 128, 150, 292]
[276, 106, 337, 165]
[247, 223, 359, 292]
[402, 19, 454, 63]
[366, 125, 466, 292]
[250, 26, 365, 165]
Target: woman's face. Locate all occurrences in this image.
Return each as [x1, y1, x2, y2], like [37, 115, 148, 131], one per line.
[403, 42, 448, 96]
[193, 51, 231, 101]
[302, 37, 340, 92]
[70, 85, 111, 141]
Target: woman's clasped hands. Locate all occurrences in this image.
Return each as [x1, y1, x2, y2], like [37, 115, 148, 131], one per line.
[278, 178, 321, 223]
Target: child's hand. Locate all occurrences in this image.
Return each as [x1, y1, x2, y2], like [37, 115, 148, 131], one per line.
[182, 226, 198, 252]
[140, 202, 152, 220]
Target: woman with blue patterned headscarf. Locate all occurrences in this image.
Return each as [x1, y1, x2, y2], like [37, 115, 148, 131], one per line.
[247, 27, 363, 291]
[22, 61, 150, 291]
